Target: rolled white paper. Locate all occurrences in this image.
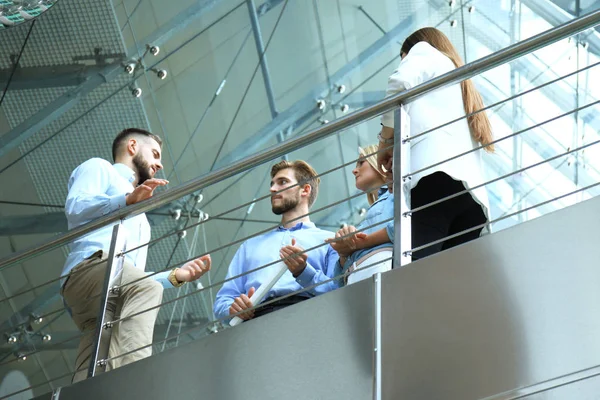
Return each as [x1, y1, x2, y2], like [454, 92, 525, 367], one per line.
[229, 261, 289, 327]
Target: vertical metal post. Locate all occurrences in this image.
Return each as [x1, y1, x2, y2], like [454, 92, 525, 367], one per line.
[87, 223, 127, 378]
[246, 0, 278, 119]
[51, 387, 61, 399]
[372, 272, 382, 400]
[510, 0, 524, 222]
[393, 107, 411, 268]
[574, 0, 582, 197]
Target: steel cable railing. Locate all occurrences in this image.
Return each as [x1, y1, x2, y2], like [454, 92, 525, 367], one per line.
[115, 82, 600, 291]
[86, 257, 394, 371]
[5, 95, 598, 384]
[0, 175, 391, 344]
[79, 106, 600, 357]
[0, 228, 190, 339]
[4, 143, 597, 373]
[0, 96, 595, 391]
[0, 146, 393, 325]
[405, 181, 600, 257]
[404, 99, 600, 180]
[99, 216, 394, 330]
[2, 9, 600, 397]
[0, 195, 393, 368]
[0, 256, 392, 399]
[117, 145, 394, 258]
[1, 8, 599, 271]
[401, 59, 600, 146]
[0, 168, 392, 363]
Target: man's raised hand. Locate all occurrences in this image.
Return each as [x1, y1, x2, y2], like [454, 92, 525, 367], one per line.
[126, 178, 168, 205]
[175, 254, 211, 283]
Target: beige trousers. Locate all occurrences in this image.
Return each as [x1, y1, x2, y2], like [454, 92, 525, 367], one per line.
[61, 252, 163, 383]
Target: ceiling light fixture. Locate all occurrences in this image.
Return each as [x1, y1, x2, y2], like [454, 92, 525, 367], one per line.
[148, 45, 160, 56]
[151, 68, 167, 80]
[130, 86, 142, 98]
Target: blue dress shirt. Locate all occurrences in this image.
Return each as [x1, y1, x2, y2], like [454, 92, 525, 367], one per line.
[213, 221, 339, 320]
[62, 158, 171, 288]
[334, 188, 394, 284]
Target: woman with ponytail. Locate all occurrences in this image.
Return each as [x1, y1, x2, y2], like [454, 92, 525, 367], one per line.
[377, 27, 492, 260]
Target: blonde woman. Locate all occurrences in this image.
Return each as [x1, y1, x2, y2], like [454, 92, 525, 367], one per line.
[328, 145, 393, 285]
[377, 27, 492, 260]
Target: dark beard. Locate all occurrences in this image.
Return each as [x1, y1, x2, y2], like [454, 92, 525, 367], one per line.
[272, 195, 300, 215]
[132, 153, 152, 184]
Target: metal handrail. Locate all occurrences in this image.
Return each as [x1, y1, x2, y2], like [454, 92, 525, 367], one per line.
[1, 9, 599, 270]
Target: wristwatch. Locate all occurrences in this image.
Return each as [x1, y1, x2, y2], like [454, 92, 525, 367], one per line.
[168, 268, 185, 287]
[377, 132, 394, 145]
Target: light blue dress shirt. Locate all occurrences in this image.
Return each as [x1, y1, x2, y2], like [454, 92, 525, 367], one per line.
[62, 158, 171, 288]
[213, 221, 339, 320]
[334, 188, 394, 284]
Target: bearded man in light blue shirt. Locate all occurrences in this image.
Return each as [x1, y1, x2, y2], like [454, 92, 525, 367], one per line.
[61, 128, 211, 383]
[213, 160, 339, 322]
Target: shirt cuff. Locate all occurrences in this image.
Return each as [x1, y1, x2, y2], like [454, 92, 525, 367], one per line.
[295, 263, 317, 287]
[386, 223, 394, 243]
[153, 270, 173, 288]
[108, 193, 127, 214]
[216, 302, 233, 322]
[381, 111, 394, 129]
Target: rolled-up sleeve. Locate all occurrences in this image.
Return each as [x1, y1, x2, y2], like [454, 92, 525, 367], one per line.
[213, 244, 248, 321]
[386, 219, 394, 243]
[295, 245, 340, 295]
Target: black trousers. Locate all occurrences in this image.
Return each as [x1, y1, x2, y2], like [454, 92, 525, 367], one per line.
[411, 172, 487, 261]
[252, 295, 308, 319]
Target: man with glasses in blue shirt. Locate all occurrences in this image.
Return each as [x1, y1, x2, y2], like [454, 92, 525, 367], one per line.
[213, 160, 339, 322]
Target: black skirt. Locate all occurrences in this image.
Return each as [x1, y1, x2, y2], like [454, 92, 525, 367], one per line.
[410, 171, 488, 261]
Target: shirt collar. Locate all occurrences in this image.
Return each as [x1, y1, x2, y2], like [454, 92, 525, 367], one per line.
[113, 163, 136, 184]
[371, 187, 391, 207]
[277, 221, 316, 231]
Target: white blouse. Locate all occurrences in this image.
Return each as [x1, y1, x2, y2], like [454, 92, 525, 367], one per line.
[381, 41, 491, 231]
